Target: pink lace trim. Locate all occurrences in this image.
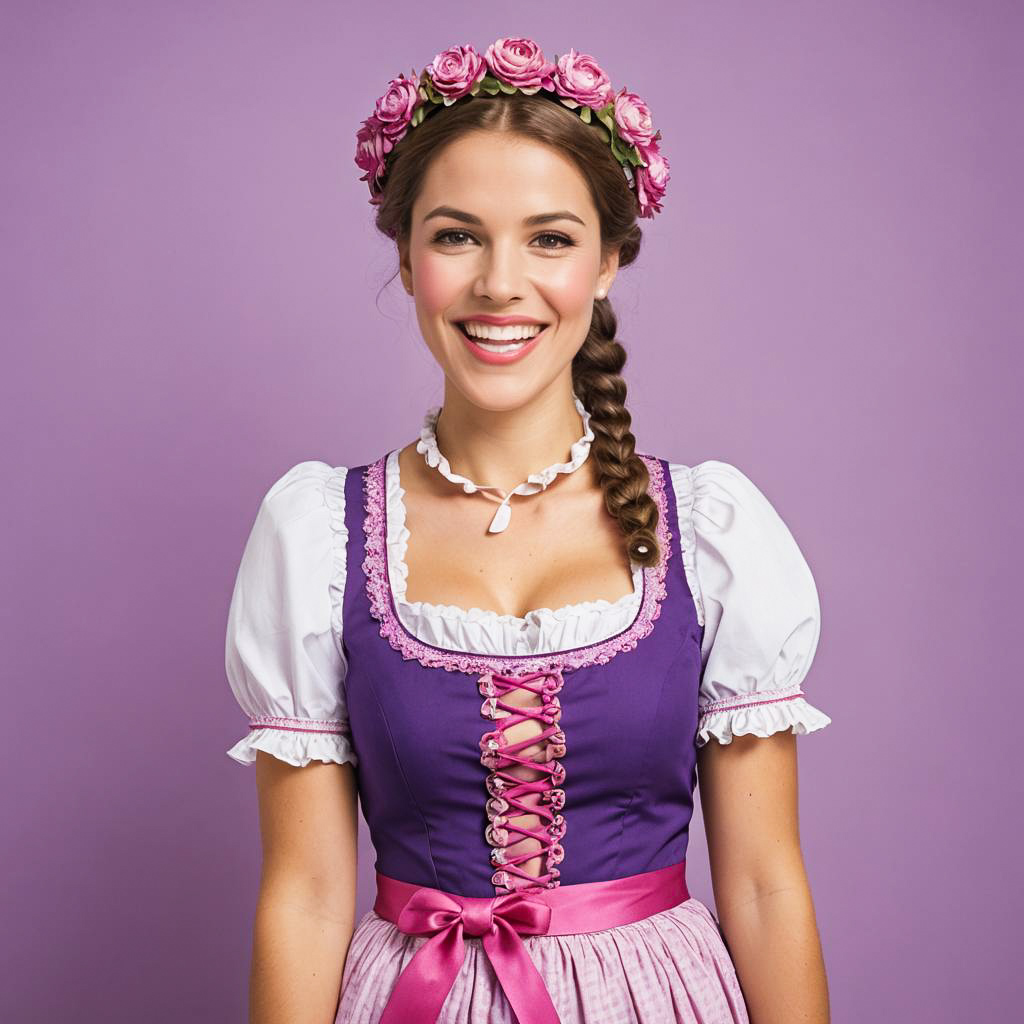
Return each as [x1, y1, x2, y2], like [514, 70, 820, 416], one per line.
[360, 452, 673, 674]
[247, 714, 349, 735]
[478, 667, 568, 894]
[697, 684, 806, 718]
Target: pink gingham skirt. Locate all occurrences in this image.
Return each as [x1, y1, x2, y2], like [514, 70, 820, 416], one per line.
[335, 895, 750, 1023]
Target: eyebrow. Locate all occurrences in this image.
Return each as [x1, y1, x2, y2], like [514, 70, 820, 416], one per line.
[423, 205, 586, 228]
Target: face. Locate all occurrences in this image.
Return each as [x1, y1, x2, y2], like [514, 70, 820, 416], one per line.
[398, 131, 618, 412]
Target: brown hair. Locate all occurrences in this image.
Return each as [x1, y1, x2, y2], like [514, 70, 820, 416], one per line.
[372, 92, 660, 568]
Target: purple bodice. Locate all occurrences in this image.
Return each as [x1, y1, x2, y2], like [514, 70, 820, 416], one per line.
[340, 453, 703, 899]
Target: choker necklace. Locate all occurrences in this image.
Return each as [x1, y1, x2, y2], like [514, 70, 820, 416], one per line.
[415, 394, 595, 534]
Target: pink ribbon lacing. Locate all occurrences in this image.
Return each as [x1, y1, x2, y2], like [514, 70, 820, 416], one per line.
[478, 667, 567, 894]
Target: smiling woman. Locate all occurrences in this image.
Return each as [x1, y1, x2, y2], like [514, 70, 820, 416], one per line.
[225, 36, 831, 1024]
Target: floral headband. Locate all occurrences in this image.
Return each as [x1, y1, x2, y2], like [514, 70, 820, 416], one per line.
[354, 37, 670, 219]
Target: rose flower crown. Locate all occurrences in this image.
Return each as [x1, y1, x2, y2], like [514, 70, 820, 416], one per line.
[354, 37, 670, 219]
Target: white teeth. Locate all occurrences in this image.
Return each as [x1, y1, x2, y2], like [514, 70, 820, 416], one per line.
[461, 322, 544, 341]
[473, 339, 528, 353]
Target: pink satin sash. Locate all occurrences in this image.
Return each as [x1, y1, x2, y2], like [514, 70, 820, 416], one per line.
[373, 860, 689, 1024]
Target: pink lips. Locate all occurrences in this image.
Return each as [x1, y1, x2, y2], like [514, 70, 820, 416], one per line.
[456, 321, 549, 365]
[456, 314, 547, 326]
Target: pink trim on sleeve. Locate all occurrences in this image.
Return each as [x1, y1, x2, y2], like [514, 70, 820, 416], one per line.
[247, 714, 350, 735]
[697, 684, 806, 718]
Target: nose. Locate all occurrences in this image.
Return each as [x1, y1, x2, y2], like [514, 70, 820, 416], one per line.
[472, 236, 525, 304]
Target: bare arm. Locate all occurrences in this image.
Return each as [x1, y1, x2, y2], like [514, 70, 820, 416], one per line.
[697, 731, 830, 1024]
[249, 752, 360, 1024]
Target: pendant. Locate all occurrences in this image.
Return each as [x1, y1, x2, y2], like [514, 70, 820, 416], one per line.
[487, 500, 512, 534]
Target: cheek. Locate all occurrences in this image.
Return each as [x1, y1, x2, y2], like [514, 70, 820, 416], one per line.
[539, 260, 597, 316]
[413, 252, 464, 315]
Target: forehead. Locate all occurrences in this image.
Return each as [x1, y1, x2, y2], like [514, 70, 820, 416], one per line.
[414, 132, 595, 224]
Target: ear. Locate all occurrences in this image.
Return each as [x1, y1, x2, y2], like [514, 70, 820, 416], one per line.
[598, 246, 620, 296]
[398, 235, 414, 295]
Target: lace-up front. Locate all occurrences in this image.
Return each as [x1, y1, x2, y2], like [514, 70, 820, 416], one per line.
[478, 668, 568, 894]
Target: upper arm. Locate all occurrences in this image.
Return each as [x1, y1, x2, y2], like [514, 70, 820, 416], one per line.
[697, 731, 804, 906]
[255, 754, 359, 913]
[677, 460, 828, 896]
[223, 461, 360, 907]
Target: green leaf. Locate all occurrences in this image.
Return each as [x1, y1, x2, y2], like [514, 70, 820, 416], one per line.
[578, 106, 592, 123]
[496, 80, 517, 94]
[419, 78, 443, 105]
[609, 134, 629, 163]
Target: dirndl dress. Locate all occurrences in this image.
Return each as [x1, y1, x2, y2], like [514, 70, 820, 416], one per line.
[225, 448, 831, 1024]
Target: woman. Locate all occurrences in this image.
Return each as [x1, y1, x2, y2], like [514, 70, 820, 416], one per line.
[225, 38, 832, 1024]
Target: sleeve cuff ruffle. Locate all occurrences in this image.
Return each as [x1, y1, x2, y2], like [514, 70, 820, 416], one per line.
[227, 726, 359, 768]
[696, 695, 832, 747]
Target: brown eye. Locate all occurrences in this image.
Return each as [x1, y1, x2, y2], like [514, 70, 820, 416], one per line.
[433, 229, 475, 246]
[535, 232, 574, 249]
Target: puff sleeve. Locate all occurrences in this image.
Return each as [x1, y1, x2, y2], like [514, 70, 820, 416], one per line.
[678, 460, 831, 746]
[224, 461, 358, 768]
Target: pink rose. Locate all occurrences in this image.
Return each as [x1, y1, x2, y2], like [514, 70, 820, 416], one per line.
[484, 37, 556, 93]
[354, 113, 392, 192]
[613, 88, 655, 148]
[634, 142, 670, 217]
[552, 48, 614, 108]
[374, 72, 421, 140]
[428, 44, 487, 101]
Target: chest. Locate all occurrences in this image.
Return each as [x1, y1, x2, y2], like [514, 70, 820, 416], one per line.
[398, 453, 637, 619]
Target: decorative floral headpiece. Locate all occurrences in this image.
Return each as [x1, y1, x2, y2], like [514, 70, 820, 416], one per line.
[354, 37, 670, 219]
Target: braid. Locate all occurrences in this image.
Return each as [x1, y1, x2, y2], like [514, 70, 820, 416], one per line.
[572, 297, 660, 568]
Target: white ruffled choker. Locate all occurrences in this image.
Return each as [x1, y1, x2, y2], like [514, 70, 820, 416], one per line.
[415, 393, 596, 534]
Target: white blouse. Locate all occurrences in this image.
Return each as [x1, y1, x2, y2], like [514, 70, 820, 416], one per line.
[225, 456, 830, 768]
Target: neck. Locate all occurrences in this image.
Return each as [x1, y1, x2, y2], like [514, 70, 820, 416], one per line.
[433, 378, 589, 492]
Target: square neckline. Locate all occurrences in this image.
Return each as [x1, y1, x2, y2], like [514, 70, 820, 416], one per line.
[355, 451, 676, 673]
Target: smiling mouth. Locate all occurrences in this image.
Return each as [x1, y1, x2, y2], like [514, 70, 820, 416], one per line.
[455, 322, 550, 352]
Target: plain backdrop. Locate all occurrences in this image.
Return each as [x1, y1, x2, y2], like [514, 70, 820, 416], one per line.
[2, 2, 1020, 1021]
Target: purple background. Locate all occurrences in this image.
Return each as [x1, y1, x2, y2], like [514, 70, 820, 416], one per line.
[3, 2, 1020, 1020]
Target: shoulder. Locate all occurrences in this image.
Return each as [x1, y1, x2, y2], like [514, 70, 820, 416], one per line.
[663, 458, 762, 498]
[660, 456, 818, 610]
[662, 458, 799, 535]
[256, 460, 349, 530]
[230, 461, 355, 641]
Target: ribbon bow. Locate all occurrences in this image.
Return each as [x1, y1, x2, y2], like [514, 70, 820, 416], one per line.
[378, 886, 561, 1024]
